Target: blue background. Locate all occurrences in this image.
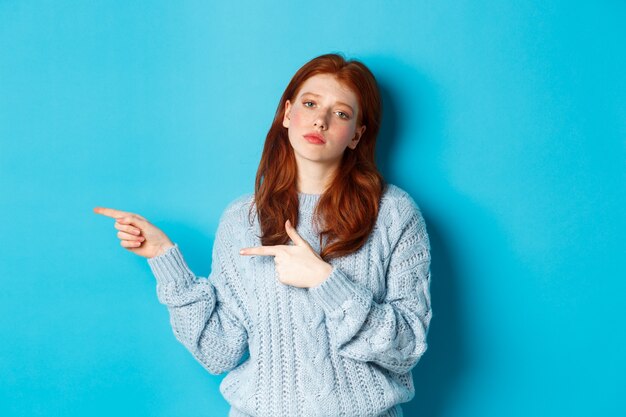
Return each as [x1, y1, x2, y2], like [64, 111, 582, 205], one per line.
[1, 1, 625, 416]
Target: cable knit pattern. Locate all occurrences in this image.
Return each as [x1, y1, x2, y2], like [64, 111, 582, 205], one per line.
[147, 184, 432, 417]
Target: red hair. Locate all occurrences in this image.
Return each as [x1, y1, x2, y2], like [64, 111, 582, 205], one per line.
[251, 53, 386, 260]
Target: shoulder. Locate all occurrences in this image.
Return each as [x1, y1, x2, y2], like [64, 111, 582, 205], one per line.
[378, 184, 429, 246]
[379, 183, 424, 223]
[216, 192, 256, 232]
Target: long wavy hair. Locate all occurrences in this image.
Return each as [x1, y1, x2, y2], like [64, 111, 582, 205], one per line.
[251, 53, 386, 260]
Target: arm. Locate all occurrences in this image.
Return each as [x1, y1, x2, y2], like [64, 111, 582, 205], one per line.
[147, 217, 250, 375]
[309, 198, 431, 375]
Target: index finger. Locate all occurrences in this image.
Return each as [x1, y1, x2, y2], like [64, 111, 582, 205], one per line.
[240, 246, 280, 257]
[93, 207, 130, 219]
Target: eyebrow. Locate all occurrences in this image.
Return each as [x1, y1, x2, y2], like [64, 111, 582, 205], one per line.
[300, 92, 355, 112]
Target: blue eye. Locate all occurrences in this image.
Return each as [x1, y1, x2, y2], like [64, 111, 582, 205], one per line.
[303, 101, 315, 107]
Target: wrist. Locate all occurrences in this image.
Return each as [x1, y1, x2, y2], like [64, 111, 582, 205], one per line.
[155, 242, 175, 258]
[312, 262, 333, 288]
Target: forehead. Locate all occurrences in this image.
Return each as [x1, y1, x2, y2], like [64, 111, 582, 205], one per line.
[296, 74, 358, 106]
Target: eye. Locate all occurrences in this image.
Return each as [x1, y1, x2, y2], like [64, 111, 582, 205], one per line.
[303, 101, 315, 108]
[336, 111, 350, 120]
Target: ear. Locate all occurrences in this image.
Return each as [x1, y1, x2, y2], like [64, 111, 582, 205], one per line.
[282, 100, 292, 128]
[348, 125, 366, 150]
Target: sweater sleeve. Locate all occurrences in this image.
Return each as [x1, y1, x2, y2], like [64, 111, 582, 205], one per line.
[146, 215, 250, 375]
[308, 196, 431, 375]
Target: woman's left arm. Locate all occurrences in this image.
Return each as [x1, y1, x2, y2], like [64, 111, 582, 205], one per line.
[309, 199, 431, 375]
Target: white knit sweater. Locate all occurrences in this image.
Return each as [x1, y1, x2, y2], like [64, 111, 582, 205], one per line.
[147, 184, 432, 417]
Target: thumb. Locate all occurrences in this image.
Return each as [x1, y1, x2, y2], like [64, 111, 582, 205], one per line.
[117, 214, 150, 229]
[285, 219, 309, 247]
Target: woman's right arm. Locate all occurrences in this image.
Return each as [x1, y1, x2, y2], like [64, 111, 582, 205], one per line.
[147, 233, 250, 375]
[94, 206, 250, 375]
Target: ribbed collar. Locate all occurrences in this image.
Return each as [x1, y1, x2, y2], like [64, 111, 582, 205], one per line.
[297, 192, 322, 212]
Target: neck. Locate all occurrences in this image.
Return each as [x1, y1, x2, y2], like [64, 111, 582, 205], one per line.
[295, 155, 340, 194]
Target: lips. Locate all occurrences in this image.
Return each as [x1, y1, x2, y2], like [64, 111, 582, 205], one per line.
[303, 133, 325, 144]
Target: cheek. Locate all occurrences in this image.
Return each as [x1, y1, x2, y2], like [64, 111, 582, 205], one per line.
[335, 124, 356, 142]
[289, 107, 306, 126]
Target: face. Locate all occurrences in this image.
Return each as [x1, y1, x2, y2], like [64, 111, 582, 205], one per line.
[282, 73, 366, 167]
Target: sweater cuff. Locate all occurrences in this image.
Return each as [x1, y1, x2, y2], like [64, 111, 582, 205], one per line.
[309, 266, 372, 318]
[146, 243, 195, 287]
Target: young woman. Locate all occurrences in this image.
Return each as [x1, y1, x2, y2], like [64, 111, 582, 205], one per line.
[94, 53, 432, 417]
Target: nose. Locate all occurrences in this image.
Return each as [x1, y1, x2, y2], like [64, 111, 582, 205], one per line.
[313, 110, 329, 130]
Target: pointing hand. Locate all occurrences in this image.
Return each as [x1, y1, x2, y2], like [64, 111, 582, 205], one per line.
[239, 219, 333, 288]
[93, 207, 174, 259]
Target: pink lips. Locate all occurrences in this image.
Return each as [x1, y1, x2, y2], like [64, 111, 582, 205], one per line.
[303, 133, 325, 144]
